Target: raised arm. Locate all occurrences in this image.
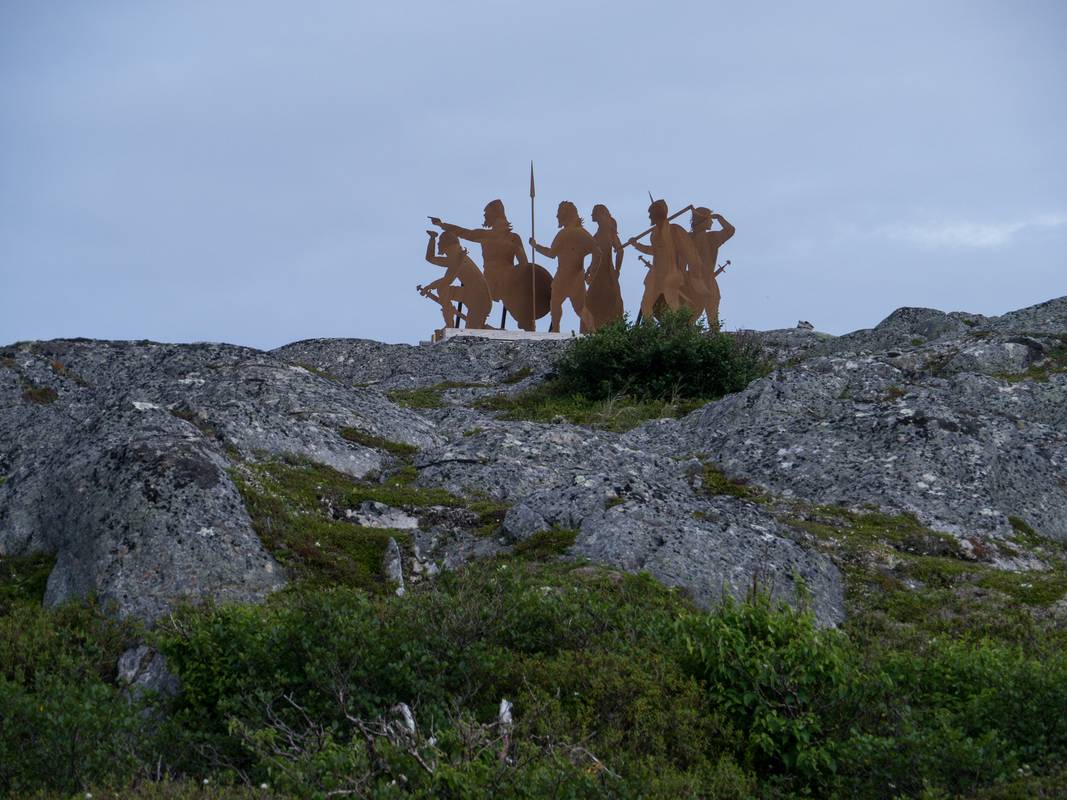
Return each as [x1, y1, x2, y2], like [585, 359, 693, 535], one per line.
[712, 213, 736, 244]
[424, 232, 449, 267]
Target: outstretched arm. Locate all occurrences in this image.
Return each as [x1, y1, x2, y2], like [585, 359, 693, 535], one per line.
[530, 232, 560, 260]
[531, 240, 557, 259]
[430, 217, 486, 242]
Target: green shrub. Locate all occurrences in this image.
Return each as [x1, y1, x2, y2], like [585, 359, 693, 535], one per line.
[0, 600, 150, 795]
[552, 310, 766, 402]
[677, 592, 861, 791]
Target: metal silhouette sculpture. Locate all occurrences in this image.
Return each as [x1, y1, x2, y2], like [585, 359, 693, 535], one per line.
[530, 201, 601, 333]
[626, 199, 692, 319]
[429, 201, 549, 331]
[420, 230, 492, 329]
[420, 176, 737, 335]
[584, 204, 625, 331]
[688, 207, 735, 331]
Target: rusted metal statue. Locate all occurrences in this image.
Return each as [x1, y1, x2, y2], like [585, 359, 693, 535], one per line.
[688, 207, 736, 331]
[419, 230, 492, 329]
[429, 201, 549, 331]
[421, 181, 737, 335]
[530, 201, 601, 333]
[583, 204, 625, 331]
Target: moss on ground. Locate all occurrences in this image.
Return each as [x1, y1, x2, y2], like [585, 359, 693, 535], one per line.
[473, 379, 706, 432]
[339, 427, 417, 459]
[701, 463, 768, 503]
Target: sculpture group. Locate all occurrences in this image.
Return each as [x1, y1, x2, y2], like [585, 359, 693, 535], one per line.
[419, 182, 735, 335]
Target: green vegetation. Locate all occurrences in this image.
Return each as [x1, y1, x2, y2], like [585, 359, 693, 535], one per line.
[0, 553, 54, 612]
[468, 496, 510, 537]
[512, 528, 578, 559]
[553, 310, 767, 401]
[702, 463, 768, 503]
[231, 459, 461, 592]
[386, 380, 484, 409]
[501, 365, 533, 384]
[4, 307, 1067, 795]
[996, 340, 1067, 383]
[293, 362, 340, 382]
[474, 381, 707, 431]
[778, 503, 1067, 654]
[472, 310, 766, 431]
[6, 554, 1067, 798]
[0, 555, 149, 797]
[338, 427, 417, 458]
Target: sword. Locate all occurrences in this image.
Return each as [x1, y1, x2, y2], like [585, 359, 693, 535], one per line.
[416, 285, 468, 324]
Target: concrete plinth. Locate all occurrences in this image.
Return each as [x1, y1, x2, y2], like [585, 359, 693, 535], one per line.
[427, 328, 581, 344]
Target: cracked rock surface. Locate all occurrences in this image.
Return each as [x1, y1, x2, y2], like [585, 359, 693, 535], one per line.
[3, 295, 1063, 626]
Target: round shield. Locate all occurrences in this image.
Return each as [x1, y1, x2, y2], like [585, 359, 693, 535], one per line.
[502, 262, 553, 323]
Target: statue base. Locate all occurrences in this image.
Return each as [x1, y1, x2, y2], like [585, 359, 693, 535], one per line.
[425, 328, 580, 344]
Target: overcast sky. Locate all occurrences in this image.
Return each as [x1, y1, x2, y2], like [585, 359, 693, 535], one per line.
[2, 1, 1064, 348]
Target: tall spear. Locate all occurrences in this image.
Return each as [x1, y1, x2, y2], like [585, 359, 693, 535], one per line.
[529, 161, 536, 332]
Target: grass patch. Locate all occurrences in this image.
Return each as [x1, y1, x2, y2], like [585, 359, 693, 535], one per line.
[21, 385, 58, 404]
[0, 553, 55, 611]
[294, 362, 340, 382]
[462, 426, 484, 437]
[231, 459, 462, 590]
[468, 498, 510, 537]
[388, 380, 488, 408]
[339, 427, 417, 459]
[512, 528, 578, 559]
[701, 463, 768, 502]
[978, 570, 1067, 606]
[501, 366, 533, 384]
[777, 503, 1067, 654]
[473, 379, 706, 432]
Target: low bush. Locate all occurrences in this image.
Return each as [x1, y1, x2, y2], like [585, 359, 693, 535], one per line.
[552, 309, 766, 402]
[5, 555, 1067, 798]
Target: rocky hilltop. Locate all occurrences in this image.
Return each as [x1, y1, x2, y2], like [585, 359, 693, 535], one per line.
[2, 297, 1065, 627]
